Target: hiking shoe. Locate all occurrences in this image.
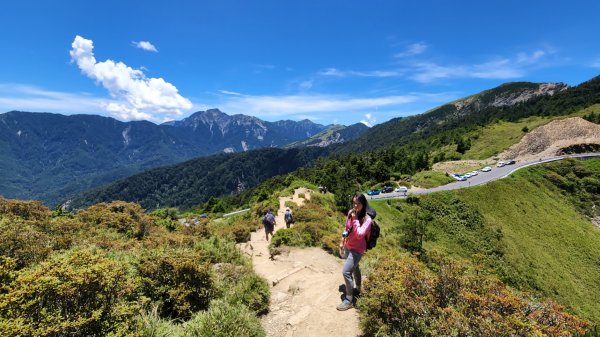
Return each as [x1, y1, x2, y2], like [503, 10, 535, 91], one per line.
[336, 299, 353, 311]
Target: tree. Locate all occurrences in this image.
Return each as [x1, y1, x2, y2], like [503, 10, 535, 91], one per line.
[401, 208, 431, 256]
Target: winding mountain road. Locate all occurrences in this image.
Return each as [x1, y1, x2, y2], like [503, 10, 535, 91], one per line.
[369, 153, 600, 199]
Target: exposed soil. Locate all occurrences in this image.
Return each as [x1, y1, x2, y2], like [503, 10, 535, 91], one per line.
[432, 117, 600, 173]
[238, 188, 361, 337]
[500, 117, 600, 162]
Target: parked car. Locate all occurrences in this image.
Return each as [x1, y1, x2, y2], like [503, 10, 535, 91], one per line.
[367, 189, 380, 195]
[452, 174, 467, 181]
[480, 166, 492, 172]
[381, 186, 394, 193]
[496, 161, 506, 167]
[506, 160, 516, 165]
[394, 186, 408, 193]
[470, 171, 478, 176]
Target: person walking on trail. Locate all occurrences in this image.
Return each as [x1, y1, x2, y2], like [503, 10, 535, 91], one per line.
[262, 208, 276, 241]
[337, 193, 372, 311]
[284, 208, 294, 228]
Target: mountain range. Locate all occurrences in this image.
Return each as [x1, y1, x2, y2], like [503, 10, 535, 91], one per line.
[65, 77, 600, 211]
[0, 109, 367, 205]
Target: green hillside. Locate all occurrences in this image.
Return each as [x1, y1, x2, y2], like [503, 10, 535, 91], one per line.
[371, 158, 600, 322]
[68, 147, 330, 211]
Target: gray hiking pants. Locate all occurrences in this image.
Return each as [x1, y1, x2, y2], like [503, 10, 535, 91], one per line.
[342, 248, 362, 297]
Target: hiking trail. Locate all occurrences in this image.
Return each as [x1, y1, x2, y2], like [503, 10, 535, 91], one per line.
[239, 188, 361, 337]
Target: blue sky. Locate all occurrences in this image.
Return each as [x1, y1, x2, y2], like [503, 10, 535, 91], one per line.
[1, 1, 599, 126]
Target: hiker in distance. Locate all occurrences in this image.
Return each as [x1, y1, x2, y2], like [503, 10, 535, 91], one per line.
[263, 208, 276, 241]
[284, 208, 294, 228]
[337, 193, 372, 311]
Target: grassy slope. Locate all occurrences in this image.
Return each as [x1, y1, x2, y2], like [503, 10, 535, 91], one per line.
[465, 106, 597, 160]
[460, 172, 600, 321]
[430, 107, 595, 161]
[411, 171, 454, 188]
[370, 159, 600, 322]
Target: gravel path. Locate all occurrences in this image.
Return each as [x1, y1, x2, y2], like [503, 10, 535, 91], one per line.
[239, 188, 361, 337]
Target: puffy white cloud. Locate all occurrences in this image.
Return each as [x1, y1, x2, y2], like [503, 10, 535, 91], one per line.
[133, 41, 158, 52]
[70, 35, 191, 121]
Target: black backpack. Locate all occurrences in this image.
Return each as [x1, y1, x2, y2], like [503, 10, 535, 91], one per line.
[365, 207, 380, 251]
[262, 214, 272, 226]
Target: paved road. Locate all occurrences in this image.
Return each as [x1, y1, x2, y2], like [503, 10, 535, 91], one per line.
[369, 152, 600, 200]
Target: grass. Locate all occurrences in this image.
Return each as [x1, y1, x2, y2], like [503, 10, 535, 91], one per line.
[370, 159, 600, 323]
[430, 109, 592, 163]
[464, 116, 553, 159]
[411, 170, 454, 188]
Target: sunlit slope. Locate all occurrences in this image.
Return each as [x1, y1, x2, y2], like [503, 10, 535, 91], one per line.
[372, 159, 600, 322]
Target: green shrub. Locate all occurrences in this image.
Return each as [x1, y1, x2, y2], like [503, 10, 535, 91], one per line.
[0, 197, 51, 222]
[77, 201, 153, 239]
[223, 273, 270, 314]
[358, 253, 589, 337]
[182, 299, 265, 337]
[0, 249, 136, 337]
[209, 220, 252, 243]
[195, 236, 248, 266]
[270, 228, 305, 248]
[0, 218, 52, 269]
[135, 306, 181, 337]
[0, 256, 16, 294]
[136, 248, 216, 320]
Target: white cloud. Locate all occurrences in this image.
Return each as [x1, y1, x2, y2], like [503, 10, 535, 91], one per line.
[394, 42, 428, 58]
[322, 48, 555, 83]
[319, 67, 404, 78]
[409, 49, 553, 83]
[0, 84, 109, 114]
[361, 113, 377, 127]
[133, 41, 158, 52]
[212, 91, 443, 122]
[219, 90, 246, 96]
[299, 80, 313, 90]
[70, 35, 191, 121]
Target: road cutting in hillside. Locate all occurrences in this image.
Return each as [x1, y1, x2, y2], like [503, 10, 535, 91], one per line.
[239, 188, 361, 337]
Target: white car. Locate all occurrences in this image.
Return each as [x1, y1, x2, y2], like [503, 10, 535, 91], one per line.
[452, 174, 467, 181]
[470, 171, 478, 176]
[480, 166, 492, 172]
[394, 186, 408, 193]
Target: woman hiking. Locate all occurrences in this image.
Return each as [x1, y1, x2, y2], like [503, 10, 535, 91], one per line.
[337, 192, 372, 311]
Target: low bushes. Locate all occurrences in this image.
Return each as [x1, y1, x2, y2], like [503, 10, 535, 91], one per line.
[0, 249, 137, 337]
[183, 299, 265, 337]
[359, 253, 589, 337]
[77, 201, 153, 239]
[136, 248, 216, 320]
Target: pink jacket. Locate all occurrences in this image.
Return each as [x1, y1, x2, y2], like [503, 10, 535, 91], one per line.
[344, 210, 372, 254]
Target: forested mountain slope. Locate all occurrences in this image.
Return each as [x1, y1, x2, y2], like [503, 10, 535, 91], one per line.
[67, 147, 330, 210]
[0, 109, 335, 205]
[337, 77, 600, 154]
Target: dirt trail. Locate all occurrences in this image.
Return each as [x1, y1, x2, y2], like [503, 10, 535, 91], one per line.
[239, 188, 361, 337]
